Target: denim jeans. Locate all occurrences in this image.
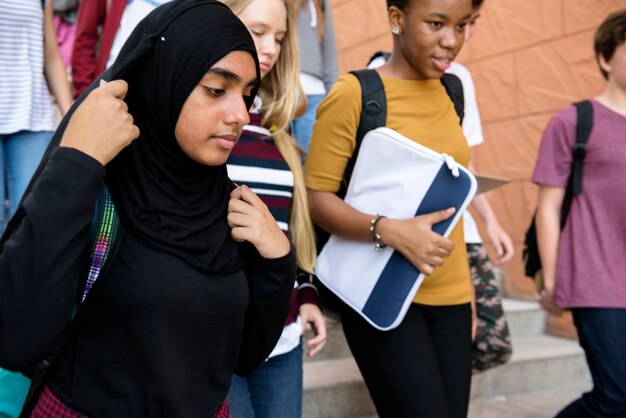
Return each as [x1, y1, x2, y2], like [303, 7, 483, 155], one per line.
[556, 308, 626, 418]
[291, 94, 325, 155]
[0, 130, 52, 232]
[226, 342, 303, 418]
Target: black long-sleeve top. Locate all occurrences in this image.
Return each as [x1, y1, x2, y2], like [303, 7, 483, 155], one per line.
[0, 148, 296, 417]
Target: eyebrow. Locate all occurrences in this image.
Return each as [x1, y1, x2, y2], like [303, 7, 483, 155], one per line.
[429, 12, 473, 21]
[206, 67, 258, 87]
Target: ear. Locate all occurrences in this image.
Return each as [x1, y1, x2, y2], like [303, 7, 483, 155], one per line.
[388, 6, 404, 33]
[598, 53, 612, 75]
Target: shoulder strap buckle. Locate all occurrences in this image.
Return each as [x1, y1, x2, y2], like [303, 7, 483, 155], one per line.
[573, 142, 587, 157]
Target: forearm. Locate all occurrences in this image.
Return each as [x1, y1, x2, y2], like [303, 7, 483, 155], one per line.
[45, 55, 73, 115]
[471, 193, 499, 227]
[236, 248, 296, 375]
[296, 269, 319, 307]
[308, 188, 373, 242]
[535, 187, 565, 291]
[308, 188, 455, 275]
[44, 1, 73, 114]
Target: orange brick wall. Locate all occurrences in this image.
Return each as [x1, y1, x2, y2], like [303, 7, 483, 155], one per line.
[328, 0, 625, 299]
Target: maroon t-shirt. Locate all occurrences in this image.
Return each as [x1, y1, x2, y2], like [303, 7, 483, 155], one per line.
[533, 100, 626, 309]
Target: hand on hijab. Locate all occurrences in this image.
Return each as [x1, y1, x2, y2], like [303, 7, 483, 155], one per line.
[60, 79, 140, 165]
[228, 185, 291, 259]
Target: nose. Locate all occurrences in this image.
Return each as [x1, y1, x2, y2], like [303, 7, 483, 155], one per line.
[259, 36, 278, 59]
[441, 27, 462, 50]
[225, 94, 250, 127]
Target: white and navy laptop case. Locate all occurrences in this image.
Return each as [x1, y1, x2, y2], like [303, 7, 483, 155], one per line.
[315, 127, 477, 331]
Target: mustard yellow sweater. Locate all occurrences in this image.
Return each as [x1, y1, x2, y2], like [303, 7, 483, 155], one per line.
[305, 73, 472, 306]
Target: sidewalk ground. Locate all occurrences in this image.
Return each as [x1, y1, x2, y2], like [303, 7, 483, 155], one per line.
[468, 382, 591, 418]
[359, 382, 591, 418]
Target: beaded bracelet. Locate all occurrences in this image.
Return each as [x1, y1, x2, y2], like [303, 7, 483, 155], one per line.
[369, 214, 387, 252]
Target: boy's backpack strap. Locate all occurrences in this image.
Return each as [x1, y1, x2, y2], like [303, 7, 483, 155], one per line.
[522, 100, 593, 279]
[441, 73, 465, 123]
[343, 69, 387, 193]
[570, 100, 593, 195]
[560, 100, 593, 225]
[20, 184, 123, 417]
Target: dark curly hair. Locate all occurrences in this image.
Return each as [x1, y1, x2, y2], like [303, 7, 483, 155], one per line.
[387, 0, 481, 11]
[386, 0, 411, 10]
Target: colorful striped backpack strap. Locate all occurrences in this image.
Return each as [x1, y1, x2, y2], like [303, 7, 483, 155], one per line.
[71, 185, 121, 316]
[21, 184, 123, 417]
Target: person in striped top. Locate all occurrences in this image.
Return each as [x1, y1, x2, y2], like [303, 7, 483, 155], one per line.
[222, 0, 327, 416]
[0, 0, 73, 231]
[0, 1, 72, 414]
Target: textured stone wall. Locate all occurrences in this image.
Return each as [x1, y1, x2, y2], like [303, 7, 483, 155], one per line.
[329, 0, 625, 301]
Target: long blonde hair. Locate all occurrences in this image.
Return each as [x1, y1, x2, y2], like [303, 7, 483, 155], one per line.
[220, 0, 316, 273]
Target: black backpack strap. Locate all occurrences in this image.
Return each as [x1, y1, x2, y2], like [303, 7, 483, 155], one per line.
[560, 100, 593, 226]
[570, 100, 593, 195]
[441, 73, 465, 123]
[522, 100, 594, 278]
[342, 69, 387, 193]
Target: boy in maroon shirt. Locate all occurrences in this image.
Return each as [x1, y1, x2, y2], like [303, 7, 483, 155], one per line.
[533, 9, 626, 417]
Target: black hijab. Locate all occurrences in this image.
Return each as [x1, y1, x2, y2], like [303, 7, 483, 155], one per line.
[12, 0, 261, 274]
[105, 0, 260, 274]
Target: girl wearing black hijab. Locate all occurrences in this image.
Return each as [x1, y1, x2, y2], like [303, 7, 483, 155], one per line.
[0, 1, 296, 416]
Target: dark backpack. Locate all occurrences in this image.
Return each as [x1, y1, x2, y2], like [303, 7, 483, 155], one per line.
[522, 100, 593, 286]
[314, 69, 465, 316]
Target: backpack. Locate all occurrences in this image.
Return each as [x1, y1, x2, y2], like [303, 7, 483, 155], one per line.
[17, 185, 123, 417]
[522, 100, 593, 290]
[313, 69, 465, 316]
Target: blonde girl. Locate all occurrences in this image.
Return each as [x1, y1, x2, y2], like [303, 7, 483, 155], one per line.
[220, 0, 326, 416]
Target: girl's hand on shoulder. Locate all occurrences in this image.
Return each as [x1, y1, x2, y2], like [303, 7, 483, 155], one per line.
[60, 79, 140, 165]
[376, 208, 456, 275]
[228, 185, 291, 259]
[300, 303, 327, 357]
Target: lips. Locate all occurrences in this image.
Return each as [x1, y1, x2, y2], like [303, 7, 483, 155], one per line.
[432, 56, 453, 72]
[213, 134, 239, 150]
[259, 62, 270, 72]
